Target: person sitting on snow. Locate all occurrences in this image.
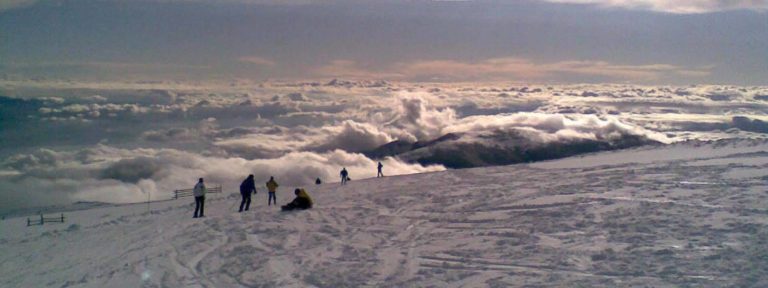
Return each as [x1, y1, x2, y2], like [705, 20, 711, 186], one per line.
[282, 188, 313, 211]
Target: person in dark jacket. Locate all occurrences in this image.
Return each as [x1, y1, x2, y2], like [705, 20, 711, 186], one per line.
[193, 178, 206, 218]
[282, 188, 313, 211]
[377, 161, 384, 178]
[239, 174, 257, 212]
[340, 168, 348, 185]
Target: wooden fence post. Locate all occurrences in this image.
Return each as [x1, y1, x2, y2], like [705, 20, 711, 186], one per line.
[40, 214, 44, 225]
[61, 213, 64, 223]
[27, 218, 30, 226]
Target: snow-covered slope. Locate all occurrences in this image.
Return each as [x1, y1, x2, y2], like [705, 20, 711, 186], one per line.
[2, 140, 768, 287]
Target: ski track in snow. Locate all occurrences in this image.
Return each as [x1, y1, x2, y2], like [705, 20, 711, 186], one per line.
[2, 140, 768, 287]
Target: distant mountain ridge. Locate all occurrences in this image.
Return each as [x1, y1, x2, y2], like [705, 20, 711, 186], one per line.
[365, 130, 660, 168]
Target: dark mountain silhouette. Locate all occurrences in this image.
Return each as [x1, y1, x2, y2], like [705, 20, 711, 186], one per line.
[365, 130, 660, 169]
[732, 116, 768, 134]
[364, 133, 461, 159]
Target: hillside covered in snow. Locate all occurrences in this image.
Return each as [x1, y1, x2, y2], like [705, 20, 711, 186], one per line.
[2, 139, 767, 287]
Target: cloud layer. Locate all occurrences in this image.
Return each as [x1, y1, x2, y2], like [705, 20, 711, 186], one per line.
[314, 58, 711, 83]
[1, 79, 767, 213]
[8, 0, 764, 14]
[0, 145, 443, 213]
[543, 0, 768, 13]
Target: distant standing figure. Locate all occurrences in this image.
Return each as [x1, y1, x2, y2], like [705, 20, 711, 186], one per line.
[193, 178, 206, 218]
[340, 168, 349, 185]
[266, 176, 279, 206]
[315, 177, 322, 185]
[239, 174, 257, 212]
[282, 188, 314, 211]
[377, 162, 384, 178]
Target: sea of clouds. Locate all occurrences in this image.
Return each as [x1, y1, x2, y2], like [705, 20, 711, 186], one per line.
[1, 79, 767, 213]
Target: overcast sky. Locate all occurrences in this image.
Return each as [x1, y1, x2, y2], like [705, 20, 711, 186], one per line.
[1, 0, 767, 84]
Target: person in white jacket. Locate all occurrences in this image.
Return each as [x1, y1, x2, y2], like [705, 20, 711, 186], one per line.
[193, 178, 206, 218]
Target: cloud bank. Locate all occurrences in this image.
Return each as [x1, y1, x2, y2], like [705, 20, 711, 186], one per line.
[1, 79, 767, 213]
[542, 0, 768, 13]
[0, 146, 443, 214]
[315, 58, 711, 82]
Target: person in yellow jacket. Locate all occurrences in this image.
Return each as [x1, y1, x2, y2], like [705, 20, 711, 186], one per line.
[282, 188, 313, 211]
[266, 176, 279, 206]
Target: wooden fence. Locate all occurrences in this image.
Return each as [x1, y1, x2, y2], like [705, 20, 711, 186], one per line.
[173, 185, 222, 199]
[27, 213, 65, 226]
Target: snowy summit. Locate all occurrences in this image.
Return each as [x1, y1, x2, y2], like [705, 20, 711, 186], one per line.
[2, 139, 767, 287]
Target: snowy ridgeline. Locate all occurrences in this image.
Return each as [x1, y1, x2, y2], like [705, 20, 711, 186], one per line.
[1, 139, 768, 287]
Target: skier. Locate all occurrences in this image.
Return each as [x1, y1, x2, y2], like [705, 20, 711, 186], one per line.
[315, 177, 322, 185]
[377, 161, 384, 178]
[266, 176, 279, 206]
[239, 174, 257, 212]
[340, 168, 348, 185]
[193, 178, 206, 218]
[282, 188, 313, 211]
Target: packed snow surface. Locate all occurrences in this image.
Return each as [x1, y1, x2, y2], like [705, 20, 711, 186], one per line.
[2, 140, 768, 287]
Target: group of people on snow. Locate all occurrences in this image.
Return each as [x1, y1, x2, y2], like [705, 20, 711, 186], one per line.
[191, 162, 384, 218]
[339, 162, 384, 185]
[193, 176, 314, 218]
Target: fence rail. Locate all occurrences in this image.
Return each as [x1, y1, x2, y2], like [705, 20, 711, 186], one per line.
[173, 185, 222, 199]
[27, 213, 65, 226]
